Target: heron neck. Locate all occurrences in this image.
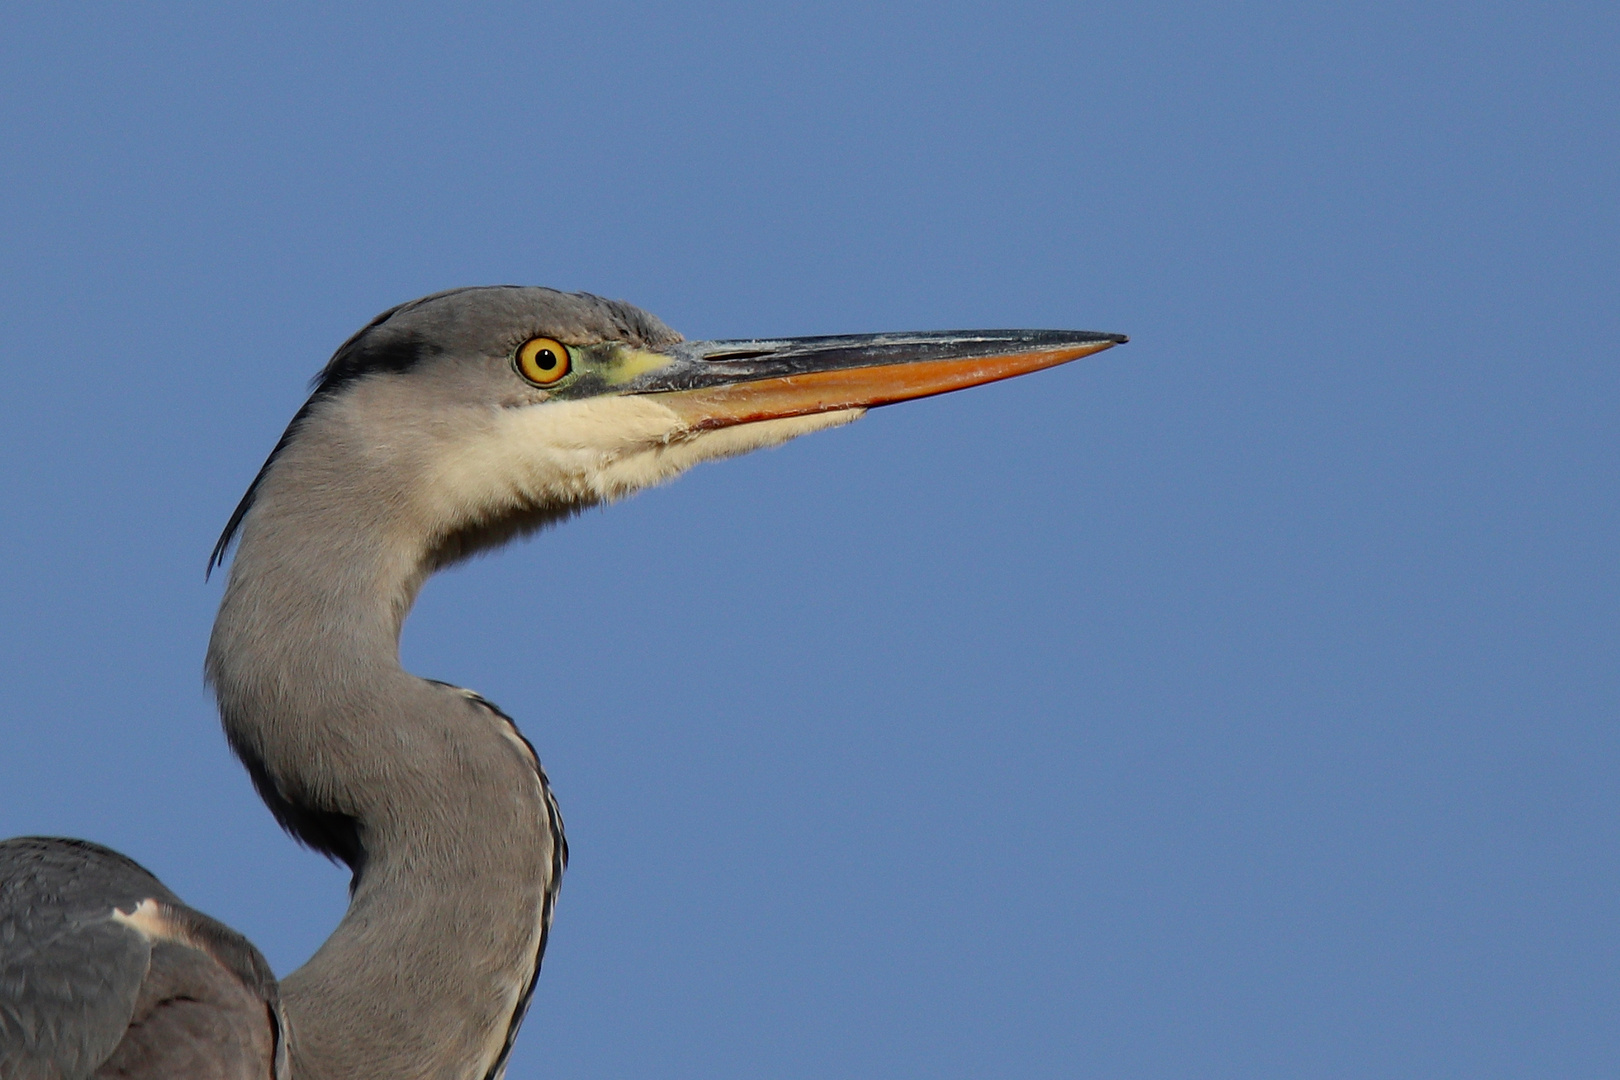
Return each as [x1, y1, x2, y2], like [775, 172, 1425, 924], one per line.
[207, 490, 560, 1080]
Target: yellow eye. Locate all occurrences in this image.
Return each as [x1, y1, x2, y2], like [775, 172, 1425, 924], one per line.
[515, 337, 572, 386]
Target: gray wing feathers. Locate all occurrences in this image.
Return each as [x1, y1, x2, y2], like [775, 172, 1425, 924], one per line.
[91, 940, 281, 1079]
[1, 839, 170, 1079]
[0, 838, 284, 1080]
[1, 917, 150, 1079]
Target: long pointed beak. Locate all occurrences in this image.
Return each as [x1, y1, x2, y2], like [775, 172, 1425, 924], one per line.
[624, 329, 1127, 430]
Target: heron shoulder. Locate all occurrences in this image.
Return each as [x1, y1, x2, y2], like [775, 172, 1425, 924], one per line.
[0, 837, 287, 1080]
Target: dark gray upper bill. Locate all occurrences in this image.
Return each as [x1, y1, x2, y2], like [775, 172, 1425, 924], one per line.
[626, 329, 1129, 394]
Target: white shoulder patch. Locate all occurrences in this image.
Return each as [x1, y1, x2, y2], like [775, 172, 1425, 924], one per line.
[109, 897, 173, 941]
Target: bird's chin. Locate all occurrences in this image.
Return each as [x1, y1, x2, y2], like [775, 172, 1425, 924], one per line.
[670, 409, 866, 461]
[583, 408, 865, 502]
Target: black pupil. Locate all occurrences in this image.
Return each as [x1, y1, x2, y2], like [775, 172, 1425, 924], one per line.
[536, 349, 557, 371]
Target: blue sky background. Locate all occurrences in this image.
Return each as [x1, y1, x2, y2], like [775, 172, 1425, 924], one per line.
[1, 3, 1615, 1077]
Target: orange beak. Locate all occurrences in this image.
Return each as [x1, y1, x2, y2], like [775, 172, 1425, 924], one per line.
[627, 329, 1127, 430]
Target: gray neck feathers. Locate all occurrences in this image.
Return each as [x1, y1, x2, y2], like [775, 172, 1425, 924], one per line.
[206, 386, 558, 1080]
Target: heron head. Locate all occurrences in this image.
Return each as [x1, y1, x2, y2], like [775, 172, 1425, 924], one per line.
[210, 286, 1124, 575]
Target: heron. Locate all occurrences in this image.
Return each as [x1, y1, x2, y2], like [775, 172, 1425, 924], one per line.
[0, 287, 1125, 1080]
